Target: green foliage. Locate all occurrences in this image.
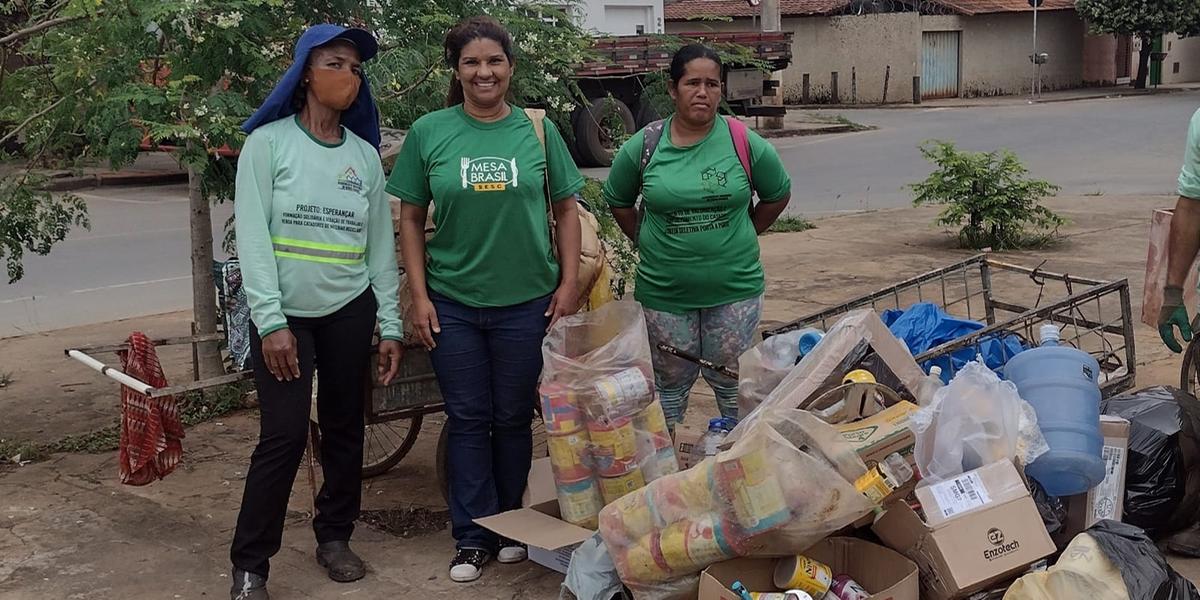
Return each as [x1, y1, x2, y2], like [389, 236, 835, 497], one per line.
[580, 177, 638, 298]
[910, 141, 1064, 250]
[767, 215, 815, 234]
[1075, 0, 1200, 38]
[0, 173, 89, 283]
[1, 0, 592, 279]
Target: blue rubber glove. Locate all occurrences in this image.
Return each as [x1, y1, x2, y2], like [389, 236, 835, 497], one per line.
[1160, 285, 1194, 353]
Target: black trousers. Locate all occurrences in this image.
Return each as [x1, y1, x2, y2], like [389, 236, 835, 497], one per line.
[230, 290, 376, 578]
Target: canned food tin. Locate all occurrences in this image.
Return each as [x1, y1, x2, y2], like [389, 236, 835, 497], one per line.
[600, 468, 647, 504]
[773, 555, 834, 598]
[547, 429, 592, 481]
[589, 417, 639, 477]
[555, 477, 603, 529]
[828, 574, 870, 600]
[539, 382, 583, 434]
[684, 515, 737, 566]
[716, 448, 790, 535]
[634, 401, 673, 455]
[593, 367, 653, 412]
[605, 489, 656, 541]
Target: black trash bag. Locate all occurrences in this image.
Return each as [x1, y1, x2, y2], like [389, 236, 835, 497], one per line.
[1029, 479, 1066, 536]
[1087, 520, 1200, 600]
[1101, 386, 1200, 538]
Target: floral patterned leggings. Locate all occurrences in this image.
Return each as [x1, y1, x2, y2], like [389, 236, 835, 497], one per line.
[643, 295, 764, 427]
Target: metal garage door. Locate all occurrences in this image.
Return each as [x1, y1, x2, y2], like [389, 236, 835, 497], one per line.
[922, 31, 961, 99]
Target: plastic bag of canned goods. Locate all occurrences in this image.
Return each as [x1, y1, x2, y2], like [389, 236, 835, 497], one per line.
[540, 299, 680, 530]
[597, 409, 876, 600]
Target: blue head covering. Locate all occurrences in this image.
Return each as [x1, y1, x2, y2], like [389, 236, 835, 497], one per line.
[242, 24, 382, 150]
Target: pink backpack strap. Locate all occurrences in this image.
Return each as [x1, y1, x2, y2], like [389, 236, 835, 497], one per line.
[725, 116, 754, 197]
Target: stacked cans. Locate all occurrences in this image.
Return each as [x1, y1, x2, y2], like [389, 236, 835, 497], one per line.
[600, 440, 796, 585]
[539, 366, 679, 530]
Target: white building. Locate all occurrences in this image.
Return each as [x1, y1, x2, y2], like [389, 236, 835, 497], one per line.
[569, 0, 665, 35]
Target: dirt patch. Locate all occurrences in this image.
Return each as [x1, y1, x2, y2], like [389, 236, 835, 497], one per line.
[360, 506, 451, 539]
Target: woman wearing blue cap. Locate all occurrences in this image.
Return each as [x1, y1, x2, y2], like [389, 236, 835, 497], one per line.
[228, 24, 402, 600]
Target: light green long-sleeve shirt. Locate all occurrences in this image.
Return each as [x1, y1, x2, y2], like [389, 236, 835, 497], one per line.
[1181, 108, 1200, 200]
[234, 116, 402, 340]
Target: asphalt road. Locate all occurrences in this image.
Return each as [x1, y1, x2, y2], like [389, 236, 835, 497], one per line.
[774, 90, 1200, 215]
[3, 91, 1198, 336]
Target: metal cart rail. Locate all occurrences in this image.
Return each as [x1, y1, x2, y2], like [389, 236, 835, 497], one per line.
[764, 255, 1137, 397]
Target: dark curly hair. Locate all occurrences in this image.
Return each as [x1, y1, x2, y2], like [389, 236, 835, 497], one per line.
[443, 16, 514, 107]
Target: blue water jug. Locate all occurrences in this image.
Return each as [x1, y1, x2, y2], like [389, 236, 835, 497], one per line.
[1004, 324, 1105, 496]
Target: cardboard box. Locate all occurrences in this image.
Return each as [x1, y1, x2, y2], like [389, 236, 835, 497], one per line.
[915, 460, 1032, 528]
[873, 461, 1056, 600]
[475, 458, 592, 574]
[1058, 416, 1130, 542]
[674, 425, 705, 470]
[698, 538, 919, 600]
[732, 310, 925, 444]
[836, 400, 919, 468]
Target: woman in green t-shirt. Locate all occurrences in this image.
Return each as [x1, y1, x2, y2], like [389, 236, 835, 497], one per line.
[603, 44, 793, 429]
[386, 16, 585, 583]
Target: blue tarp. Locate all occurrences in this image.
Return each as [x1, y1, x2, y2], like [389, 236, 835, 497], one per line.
[881, 302, 1027, 382]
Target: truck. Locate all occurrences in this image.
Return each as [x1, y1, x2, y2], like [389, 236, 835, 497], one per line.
[567, 31, 794, 167]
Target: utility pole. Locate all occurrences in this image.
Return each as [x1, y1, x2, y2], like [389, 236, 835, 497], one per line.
[761, 0, 785, 129]
[1030, 0, 1043, 100]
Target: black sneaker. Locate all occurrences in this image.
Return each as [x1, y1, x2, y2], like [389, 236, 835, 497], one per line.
[449, 548, 491, 583]
[497, 537, 528, 564]
[230, 569, 269, 600]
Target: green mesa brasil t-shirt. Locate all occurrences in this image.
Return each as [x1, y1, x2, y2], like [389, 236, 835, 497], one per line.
[387, 105, 584, 307]
[603, 116, 792, 313]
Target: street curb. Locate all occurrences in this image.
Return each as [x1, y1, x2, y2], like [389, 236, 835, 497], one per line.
[784, 85, 1200, 111]
[754, 124, 865, 138]
[40, 171, 187, 192]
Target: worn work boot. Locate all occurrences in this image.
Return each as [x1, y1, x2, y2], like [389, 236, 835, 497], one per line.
[230, 569, 269, 600]
[316, 540, 367, 583]
[1166, 523, 1200, 557]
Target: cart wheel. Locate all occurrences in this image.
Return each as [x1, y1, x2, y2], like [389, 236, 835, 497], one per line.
[309, 416, 424, 479]
[1181, 338, 1200, 397]
[436, 413, 548, 506]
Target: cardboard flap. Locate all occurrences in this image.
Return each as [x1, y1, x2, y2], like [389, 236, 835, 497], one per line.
[523, 458, 556, 507]
[475, 507, 594, 551]
[873, 502, 929, 554]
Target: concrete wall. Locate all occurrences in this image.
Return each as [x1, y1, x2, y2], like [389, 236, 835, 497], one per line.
[669, 10, 1085, 103]
[1164, 34, 1200, 84]
[580, 0, 664, 34]
[1082, 32, 1119, 85]
[925, 11, 1085, 97]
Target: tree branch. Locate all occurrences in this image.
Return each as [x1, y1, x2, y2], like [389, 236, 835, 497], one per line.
[381, 62, 439, 100]
[0, 11, 91, 47]
[0, 95, 69, 147]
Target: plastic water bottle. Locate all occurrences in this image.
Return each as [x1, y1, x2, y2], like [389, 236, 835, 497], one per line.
[796, 329, 825, 359]
[915, 365, 945, 406]
[699, 417, 736, 458]
[1004, 324, 1105, 496]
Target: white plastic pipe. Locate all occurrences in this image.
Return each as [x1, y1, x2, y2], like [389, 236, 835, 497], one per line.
[67, 349, 153, 394]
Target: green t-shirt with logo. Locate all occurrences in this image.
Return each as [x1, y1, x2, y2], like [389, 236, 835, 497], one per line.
[387, 104, 584, 308]
[603, 116, 792, 314]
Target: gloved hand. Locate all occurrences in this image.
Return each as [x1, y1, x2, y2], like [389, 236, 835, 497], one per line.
[1160, 285, 1194, 353]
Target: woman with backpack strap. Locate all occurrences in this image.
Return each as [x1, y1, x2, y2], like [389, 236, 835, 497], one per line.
[603, 44, 793, 429]
[386, 16, 585, 583]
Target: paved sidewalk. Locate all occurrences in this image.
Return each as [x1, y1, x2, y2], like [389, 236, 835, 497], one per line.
[788, 82, 1200, 110]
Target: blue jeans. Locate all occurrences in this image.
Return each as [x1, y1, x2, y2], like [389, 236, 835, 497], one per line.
[428, 290, 551, 552]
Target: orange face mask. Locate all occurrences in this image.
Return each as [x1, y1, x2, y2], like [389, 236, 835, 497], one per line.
[307, 68, 361, 111]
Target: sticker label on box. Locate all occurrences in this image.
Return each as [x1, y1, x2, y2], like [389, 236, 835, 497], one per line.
[928, 472, 992, 519]
[1091, 445, 1125, 521]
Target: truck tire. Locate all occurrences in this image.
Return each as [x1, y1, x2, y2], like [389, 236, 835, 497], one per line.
[574, 97, 635, 167]
[634, 97, 662, 128]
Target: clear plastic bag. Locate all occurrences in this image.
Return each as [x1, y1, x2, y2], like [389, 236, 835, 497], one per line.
[597, 409, 875, 600]
[540, 300, 680, 529]
[736, 329, 817, 416]
[909, 360, 1050, 484]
